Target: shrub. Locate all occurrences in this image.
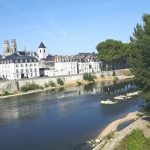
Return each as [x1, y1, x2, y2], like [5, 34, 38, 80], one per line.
[77, 81, 82, 86]
[49, 81, 56, 87]
[83, 73, 94, 81]
[21, 82, 43, 92]
[57, 78, 64, 85]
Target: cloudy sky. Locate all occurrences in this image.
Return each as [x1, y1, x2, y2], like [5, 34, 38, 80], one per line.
[0, 0, 149, 55]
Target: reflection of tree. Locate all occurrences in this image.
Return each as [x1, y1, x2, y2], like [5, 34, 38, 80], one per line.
[84, 83, 95, 92]
[102, 80, 137, 95]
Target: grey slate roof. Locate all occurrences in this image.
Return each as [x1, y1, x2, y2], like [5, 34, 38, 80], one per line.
[0, 52, 39, 64]
[38, 42, 46, 48]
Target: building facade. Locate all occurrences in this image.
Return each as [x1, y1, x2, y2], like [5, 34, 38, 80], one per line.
[0, 53, 39, 80]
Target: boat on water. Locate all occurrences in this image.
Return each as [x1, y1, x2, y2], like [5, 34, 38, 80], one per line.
[126, 91, 141, 97]
[100, 99, 117, 104]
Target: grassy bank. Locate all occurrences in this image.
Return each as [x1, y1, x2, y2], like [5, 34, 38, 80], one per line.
[115, 129, 150, 150]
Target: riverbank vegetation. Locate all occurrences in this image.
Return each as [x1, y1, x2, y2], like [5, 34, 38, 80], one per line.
[83, 73, 95, 82]
[44, 80, 56, 88]
[21, 82, 44, 92]
[57, 78, 64, 85]
[115, 129, 150, 150]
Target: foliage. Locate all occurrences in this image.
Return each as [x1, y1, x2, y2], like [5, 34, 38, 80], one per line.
[21, 82, 43, 92]
[129, 14, 150, 92]
[49, 81, 56, 87]
[44, 80, 56, 88]
[115, 129, 150, 150]
[57, 78, 64, 85]
[77, 81, 82, 86]
[96, 39, 131, 62]
[83, 73, 94, 81]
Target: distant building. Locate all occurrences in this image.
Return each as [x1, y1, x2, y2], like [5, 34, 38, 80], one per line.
[3, 39, 17, 56]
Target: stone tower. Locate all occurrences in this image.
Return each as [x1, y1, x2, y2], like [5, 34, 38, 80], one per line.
[38, 42, 47, 60]
[10, 39, 17, 53]
[3, 40, 10, 55]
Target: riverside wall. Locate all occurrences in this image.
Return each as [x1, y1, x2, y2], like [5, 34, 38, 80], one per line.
[0, 70, 129, 95]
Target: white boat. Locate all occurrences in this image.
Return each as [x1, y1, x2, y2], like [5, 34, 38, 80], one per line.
[126, 91, 141, 97]
[114, 95, 126, 100]
[100, 99, 117, 104]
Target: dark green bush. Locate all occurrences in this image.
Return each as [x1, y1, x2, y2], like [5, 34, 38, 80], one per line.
[49, 81, 56, 87]
[83, 73, 94, 81]
[57, 78, 64, 85]
[77, 81, 82, 86]
[21, 82, 43, 92]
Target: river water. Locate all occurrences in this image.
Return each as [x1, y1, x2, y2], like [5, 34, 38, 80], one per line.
[0, 81, 144, 150]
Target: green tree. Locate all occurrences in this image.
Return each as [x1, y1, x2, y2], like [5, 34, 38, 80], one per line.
[130, 14, 150, 92]
[96, 39, 130, 62]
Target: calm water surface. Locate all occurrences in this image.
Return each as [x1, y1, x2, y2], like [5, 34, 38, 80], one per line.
[0, 81, 144, 150]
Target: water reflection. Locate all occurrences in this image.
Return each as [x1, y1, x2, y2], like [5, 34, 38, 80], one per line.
[0, 80, 144, 150]
[0, 80, 138, 127]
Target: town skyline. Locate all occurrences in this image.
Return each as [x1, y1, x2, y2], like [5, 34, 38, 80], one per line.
[0, 0, 150, 55]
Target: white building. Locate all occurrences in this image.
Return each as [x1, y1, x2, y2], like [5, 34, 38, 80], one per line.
[0, 53, 39, 80]
[89, 62, 101, 73]
[78, 61, 100, 74]
[55, 62, 78, 75]
[44, 61, 101, 77]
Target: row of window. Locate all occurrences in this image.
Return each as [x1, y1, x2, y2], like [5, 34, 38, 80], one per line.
[0, 59, 37, 64]
[15, 63, 37, 67]
[16, 68, 38, 73]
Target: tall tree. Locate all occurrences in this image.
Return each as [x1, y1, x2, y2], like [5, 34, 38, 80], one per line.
[96, 39, 130, 62]
[130, 14, 150, 91]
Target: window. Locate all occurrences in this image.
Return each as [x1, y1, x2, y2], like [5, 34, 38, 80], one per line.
[34, 63, 36, 67]
[16, 64, 19, 67]
[25, 59, 28, 62]
[16, 69, 19, 73]
[21, 64, 24, 67]
[30, 64, 33, 67]
[25, 64, 28, 67]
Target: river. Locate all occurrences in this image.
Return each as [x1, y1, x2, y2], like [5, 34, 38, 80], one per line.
[0, 80, 144, 150]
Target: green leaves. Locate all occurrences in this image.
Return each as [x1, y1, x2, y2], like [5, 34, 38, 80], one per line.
[130, 14, 150, 92]
[96, 39, 130, 62]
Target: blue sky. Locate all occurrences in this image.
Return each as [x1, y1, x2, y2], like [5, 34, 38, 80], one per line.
[0, 0, 149, 55]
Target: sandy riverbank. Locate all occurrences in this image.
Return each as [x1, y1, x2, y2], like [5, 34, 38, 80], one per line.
[93, 111, 144, 150]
